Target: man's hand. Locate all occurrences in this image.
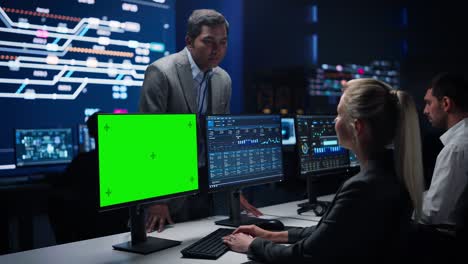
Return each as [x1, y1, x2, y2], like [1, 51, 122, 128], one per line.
[146, 204, 174, 233]
[240, 194, 263, 217]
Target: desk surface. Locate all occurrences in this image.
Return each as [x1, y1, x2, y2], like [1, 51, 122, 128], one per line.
[260, 195, 333, 222]
[0, 198, 330, 264]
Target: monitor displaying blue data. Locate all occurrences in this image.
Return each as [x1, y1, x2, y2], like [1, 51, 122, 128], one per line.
[0, 0, 175, 175]
[281, 117, 296, 146]
[296, 115, 349, 175]
[206, 115, 284, 190]
[15, 128, 73, 167]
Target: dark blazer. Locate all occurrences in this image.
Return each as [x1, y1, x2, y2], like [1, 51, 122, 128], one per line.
[139, 49, 231, 114]
[248, 152, 412, 263]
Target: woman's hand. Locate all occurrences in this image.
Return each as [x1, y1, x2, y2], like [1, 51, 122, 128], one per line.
[223, 233, 255, 253]
[231, 224, 288, 243]
[233, 224, 271, 239]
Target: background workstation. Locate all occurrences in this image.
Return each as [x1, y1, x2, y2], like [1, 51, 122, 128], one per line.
[1, 0, 467, 257]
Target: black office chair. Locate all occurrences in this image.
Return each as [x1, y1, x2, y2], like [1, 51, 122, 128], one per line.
[411, 182, 468, 262]
[48, 169, 129, 244]
[453, 181, 468, 246]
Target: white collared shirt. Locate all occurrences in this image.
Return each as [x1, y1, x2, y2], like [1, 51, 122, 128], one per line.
[421, 118, 468, 225]
[186, 47, 203, 81]
[185, 48, 212, 168]
[185, 48, 212, 114]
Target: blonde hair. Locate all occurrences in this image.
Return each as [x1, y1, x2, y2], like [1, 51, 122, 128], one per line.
[342, 78, 424, 220]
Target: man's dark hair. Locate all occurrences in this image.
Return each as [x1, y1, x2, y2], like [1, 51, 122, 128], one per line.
[186, 9, 229, 40]
[430, 72, 468, 112]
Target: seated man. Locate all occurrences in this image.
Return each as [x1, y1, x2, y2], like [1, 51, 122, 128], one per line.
[49, 112, 128, 243]
[413, 72, 468, 261]
[421, 72, 468, 228]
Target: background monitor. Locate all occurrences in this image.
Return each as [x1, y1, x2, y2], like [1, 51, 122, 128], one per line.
[78, 124, 95, 153]
[97, 113, 198, 254]
[305, 60, 400, 114]
[295, 115, 349, 175]
[15, 128, 73, 167]
[295, 115, 350, 216]
[281, 117, 296, 146]
[206, 114, 283, 227]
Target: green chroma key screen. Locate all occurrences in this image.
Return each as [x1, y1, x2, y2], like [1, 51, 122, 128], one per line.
[97, 114, 199, 209]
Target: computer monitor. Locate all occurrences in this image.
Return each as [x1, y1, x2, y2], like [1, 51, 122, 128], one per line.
[281, 117, 296, 146]
[15, 128, 73, 167]
[78, 124, 96, 153]
[97, 113, 199, 254]
[295, 115, 349, 216]
[295, 115, 349, 175]
[206, 114, 284, 227]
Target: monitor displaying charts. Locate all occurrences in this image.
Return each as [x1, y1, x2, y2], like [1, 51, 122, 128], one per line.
[206, 115, 284, 190]
[295, 115, 349, 175]
[15, 128, 73, 167]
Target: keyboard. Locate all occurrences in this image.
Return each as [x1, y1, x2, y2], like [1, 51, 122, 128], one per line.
[181, 228, 234, 259]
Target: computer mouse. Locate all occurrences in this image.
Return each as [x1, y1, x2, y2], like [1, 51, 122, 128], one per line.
[255, 219, 285, 231]
[313, 204, 327, 216]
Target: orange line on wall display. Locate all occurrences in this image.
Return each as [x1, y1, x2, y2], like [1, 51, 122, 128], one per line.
[0, 55, 17, 60]
[2, 7, 81, 22]
[67, 47, 134, 58]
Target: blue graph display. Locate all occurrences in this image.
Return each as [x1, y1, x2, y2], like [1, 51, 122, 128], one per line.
[206, 115, 284, 189]
[296, 115, 349, 174]
[0, 0, 175, 176]
[313, 146, 346, 155]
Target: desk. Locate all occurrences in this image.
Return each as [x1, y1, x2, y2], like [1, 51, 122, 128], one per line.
[0, 182, 52, 253]
[0, 200, 320, 264]
[260, 194, 334, 222]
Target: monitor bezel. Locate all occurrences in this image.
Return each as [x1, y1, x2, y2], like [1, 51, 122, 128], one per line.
[280, 116, 297, 146]
[14, 127, 74, 167]
[294, 114, 350, 177]
[77, 123, 96, 153]
[205, 114, 284, 193]
[96, 113, 200, 212]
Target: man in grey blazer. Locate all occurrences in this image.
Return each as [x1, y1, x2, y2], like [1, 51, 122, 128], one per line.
[139, 9, 261, 233]
[138, 26, 231, 115]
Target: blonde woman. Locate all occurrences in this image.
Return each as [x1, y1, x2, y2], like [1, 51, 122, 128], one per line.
[223, 79, 424, 262]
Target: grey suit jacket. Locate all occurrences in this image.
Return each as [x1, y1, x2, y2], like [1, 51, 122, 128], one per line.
[138, 49, 231, 221]
[139, 49, 231, 114]
[248, 151, 412, 263]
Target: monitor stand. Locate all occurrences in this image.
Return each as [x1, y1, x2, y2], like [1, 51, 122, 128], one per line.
[112, 205, 181, 255]
[297, 177, 331, 216]
[215, 189, 265, 227]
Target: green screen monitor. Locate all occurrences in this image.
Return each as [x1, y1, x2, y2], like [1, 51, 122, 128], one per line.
[97, 113, 199, 254]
